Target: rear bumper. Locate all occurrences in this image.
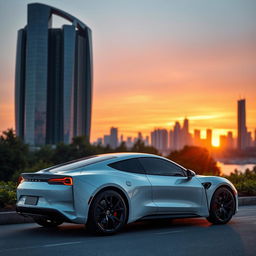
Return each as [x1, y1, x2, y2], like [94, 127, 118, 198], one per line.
[16, 181, 85, 224]
[16, 206, 70, 222]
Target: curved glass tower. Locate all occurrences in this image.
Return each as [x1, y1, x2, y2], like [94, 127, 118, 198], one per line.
[15, 3, 92, 146]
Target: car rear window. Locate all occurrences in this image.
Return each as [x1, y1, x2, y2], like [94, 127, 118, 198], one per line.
[41, 155, 117, 173]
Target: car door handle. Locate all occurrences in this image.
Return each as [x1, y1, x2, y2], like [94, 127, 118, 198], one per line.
[126, 181, 132, 186]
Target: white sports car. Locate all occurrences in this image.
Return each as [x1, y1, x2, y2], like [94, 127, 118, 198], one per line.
[16, 153, 238, 234]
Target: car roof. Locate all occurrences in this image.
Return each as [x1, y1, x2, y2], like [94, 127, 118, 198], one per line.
[97, 152, 159, 158]
[39, 152, 163, 173]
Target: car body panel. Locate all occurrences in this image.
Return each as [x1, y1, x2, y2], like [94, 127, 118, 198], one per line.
[146, 175, 209, 216]
[16, 153, 238, 225]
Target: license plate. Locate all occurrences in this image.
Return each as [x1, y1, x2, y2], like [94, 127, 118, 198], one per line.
[25, 196, 38, 205]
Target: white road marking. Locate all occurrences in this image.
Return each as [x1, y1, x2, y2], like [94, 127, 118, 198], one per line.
[155, 230, 184, 235]
[43, 241, 82, 247]
[0, 241, 82, 252]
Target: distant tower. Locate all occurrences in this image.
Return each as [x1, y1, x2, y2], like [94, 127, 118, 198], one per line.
[183, 118, 189, 134]
[220, 135, 227, 149]
[126, 137, 133, 149]
[173, 122, 181, 150]
[226, 131, 234, 149]
[109, 127, 118, 149]
[103, 135, 110, 147]
[145, 136, 149, 146]
[151, 129, 168, 152]
[15, 3, 93, 146]
[194, 129, 201, 146]
[169, 130, 174, 149]
[137, 132, 143, 142]
[237, 99, 247, 150]
[206, 129, 212, 148]
[182, 118, 192, 146]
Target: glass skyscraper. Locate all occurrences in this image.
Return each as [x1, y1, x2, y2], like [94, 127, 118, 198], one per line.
[15, 3, 92, 146]
[237, 99, 247, 150]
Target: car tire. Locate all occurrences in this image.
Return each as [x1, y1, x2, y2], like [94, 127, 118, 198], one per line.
[33, 216, 63, 227]
[87, 190, 128, 235]
[207, 187, 235, 224]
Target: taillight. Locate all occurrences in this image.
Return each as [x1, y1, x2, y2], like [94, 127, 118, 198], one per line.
[17, 176, 24, 186]
[48, 177, 73, 186]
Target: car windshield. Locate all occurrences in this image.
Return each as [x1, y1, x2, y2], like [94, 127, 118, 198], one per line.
[40, 155, 117, 173]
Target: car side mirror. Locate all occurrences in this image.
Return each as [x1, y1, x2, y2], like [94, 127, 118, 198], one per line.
[186, 169, 195, 180]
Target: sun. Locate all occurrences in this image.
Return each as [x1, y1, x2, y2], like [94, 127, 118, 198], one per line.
[212, 137, 220, 147]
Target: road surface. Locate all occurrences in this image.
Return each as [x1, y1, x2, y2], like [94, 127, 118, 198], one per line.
[0, 206, 255, 256]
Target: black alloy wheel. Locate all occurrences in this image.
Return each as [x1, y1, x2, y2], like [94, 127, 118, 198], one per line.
[87, 190, 127, 234]
[207, 187, 235, 224]
[33, 216, 63, 227]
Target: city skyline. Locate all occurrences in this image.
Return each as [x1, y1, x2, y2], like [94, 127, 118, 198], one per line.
[1, 0, 256, 143]
[97, 123, 255, 152]
[97, 99, 255, 150]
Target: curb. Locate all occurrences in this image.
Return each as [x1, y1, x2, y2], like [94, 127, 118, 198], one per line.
[238, 196, 256, 206]
[1, 197, 256, 225]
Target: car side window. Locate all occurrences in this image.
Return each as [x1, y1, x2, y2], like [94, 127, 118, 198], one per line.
[108, 158, 145, 174]
[138, 157, 186, 177]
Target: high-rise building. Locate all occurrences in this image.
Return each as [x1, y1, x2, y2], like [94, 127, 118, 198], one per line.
[206, 129, 212, 148]
[183, 118, 189, 134]
[151, 129, 168, 152]
[246, 131, 252, 148]
[109, 127, 118, 149]
[237, 99, 247, 150]
[96, 138, 103, 145]
[145, 136, 149, 146]
[181, 118, 192, 146]
[226, 131, 234, 149]
[15, 3, 92, 146]
[137, 132, 143, 142]
[126, 137, 133, 149]
[194, 129, 201, 146]
[220, 135, 227, 149]
[169, 130, 174, 149]
[103, 135, 110, 147]
[173, 122, 182, 150]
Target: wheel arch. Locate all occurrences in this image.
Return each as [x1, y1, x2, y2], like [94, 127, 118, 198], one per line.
[87, 185, 130, 223]
[210, 184, 237, 214]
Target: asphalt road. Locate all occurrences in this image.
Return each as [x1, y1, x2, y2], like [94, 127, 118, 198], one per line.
[0, 206, 255, 256]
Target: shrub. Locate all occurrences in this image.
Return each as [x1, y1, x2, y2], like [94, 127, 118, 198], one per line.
[225, 167, 256, 196]
[167, 146, 220, 175]
[0, 181, 16, 208]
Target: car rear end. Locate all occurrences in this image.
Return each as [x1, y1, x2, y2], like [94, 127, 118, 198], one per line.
[16, 173, 77, 223]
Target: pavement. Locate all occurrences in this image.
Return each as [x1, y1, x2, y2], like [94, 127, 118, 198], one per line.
[0, 205, 255, 256]
[1, 196, 255, 225]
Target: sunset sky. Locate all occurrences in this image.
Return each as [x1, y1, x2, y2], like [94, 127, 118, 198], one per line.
[0, 0, 255, 146]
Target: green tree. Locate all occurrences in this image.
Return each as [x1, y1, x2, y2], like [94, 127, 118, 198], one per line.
[34, 145, 54, 163]
[115, 141, 128, 152]
[131, 139, 159, 155]
[51, 136, 105, 165]
[167, 146, 220, 175]
[51, 142, 74, 164]
[12, 160, 52, 182]
[0, 129, 29, 181]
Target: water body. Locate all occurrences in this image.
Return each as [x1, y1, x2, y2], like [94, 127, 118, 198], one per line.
[217, 162, 255, 176]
